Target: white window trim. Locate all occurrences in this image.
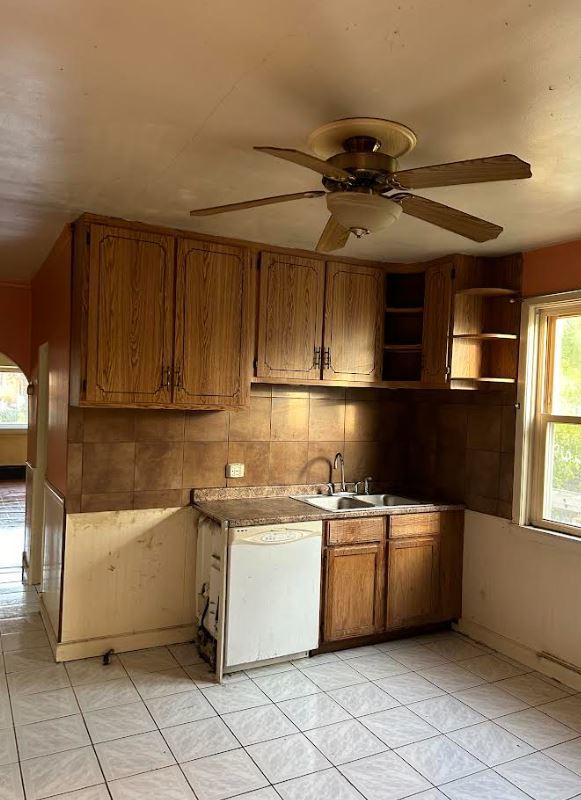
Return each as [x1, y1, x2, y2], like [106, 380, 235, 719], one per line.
[514, 288, 581, 538]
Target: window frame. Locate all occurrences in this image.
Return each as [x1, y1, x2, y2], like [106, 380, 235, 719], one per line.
[515, 290, 581, 538]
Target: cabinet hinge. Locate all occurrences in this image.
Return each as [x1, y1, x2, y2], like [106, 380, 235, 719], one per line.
[253, 357, 258, 370]
[85, 231, 91, 246]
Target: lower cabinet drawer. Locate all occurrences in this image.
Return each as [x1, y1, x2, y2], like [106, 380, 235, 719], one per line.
[389, 512, 441, 538]
[327, 517, 386, 545]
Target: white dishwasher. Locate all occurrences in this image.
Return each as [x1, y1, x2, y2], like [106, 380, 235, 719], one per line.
[224, 520, 322, 670]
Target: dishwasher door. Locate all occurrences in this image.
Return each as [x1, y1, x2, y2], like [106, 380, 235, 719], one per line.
[224, 521, 323, 669]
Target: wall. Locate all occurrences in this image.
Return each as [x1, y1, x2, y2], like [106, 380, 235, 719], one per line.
[460, 511, 581, 677]
[523, 240, 581, 297]
[29, 226, 72, 492]
[66, 386, 408, 512]
[0, 283, 31, 377]
[406, 389, 516, 518]
[0, 433, 27, 466]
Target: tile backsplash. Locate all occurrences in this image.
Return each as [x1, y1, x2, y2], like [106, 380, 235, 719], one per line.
[66, 386, 409, 513]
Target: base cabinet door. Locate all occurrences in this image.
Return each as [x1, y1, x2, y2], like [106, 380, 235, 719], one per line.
[256, 251, 325, 381]
[387, 535, 440, 629]
[323, 543, 385, 641]
[85, 224, 175, 405]
[174, 239, 252, 409]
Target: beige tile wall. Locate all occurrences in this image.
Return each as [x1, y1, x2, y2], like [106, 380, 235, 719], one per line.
[66, 386, 409, 513]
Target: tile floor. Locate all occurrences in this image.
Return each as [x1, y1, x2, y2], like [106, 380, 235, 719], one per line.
[0, 585, 578, 800]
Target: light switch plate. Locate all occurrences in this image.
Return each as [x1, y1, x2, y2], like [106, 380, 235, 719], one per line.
[226, 463, 245, 479]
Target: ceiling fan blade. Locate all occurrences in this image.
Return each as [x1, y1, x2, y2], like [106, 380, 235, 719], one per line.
[316, 216, 350, 252]
[395, 193, 502, 242]
[254, 146, 352, 182]
[391, 155, 531, 189]
[189, 190, 324, 217]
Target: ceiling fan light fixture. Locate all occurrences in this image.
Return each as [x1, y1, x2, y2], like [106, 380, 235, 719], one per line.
[326, 192, 402, 233]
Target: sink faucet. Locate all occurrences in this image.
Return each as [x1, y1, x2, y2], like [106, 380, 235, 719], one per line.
[333, 452, 346, 493]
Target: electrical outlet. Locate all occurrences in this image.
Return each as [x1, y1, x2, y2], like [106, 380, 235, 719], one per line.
[226, 463, 245, 479]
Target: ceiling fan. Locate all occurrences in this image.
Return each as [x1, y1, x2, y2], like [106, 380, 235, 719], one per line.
[189, 117, 532, 252]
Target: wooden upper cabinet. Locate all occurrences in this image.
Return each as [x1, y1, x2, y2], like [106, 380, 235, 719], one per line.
[174, 239, 252, 409]
[256, 252, 325, 381]
[387, 534, 440, 629]
[323, 263, 383, 382]
[323, 541, 385, 641]
[421, 261, 453, 386]
[85, 224, 175, 405]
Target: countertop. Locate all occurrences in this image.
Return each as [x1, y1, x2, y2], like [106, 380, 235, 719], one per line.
[192, 496, 464, 527]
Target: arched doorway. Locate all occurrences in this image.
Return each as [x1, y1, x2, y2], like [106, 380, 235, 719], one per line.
[0, 353, 28, 577]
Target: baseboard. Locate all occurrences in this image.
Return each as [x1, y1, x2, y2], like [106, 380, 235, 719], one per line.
[52, 624, 198, 662]
[456, 618, 581, 692]
[0, 465, 25, 481]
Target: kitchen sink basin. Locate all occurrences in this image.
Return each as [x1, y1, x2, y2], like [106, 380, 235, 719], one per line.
[354, 494, 424, 507]
[292, 495, 374, 512]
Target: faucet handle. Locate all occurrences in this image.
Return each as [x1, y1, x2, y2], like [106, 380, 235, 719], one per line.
[326, 482, 335, 496]
[364, 476, 374, 494]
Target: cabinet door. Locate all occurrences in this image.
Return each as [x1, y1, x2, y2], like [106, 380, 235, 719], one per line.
[323, 263, 383, 382]
[438, 511, 464, 621]
[421, 261, 453, 386]
[323, 543, 385, 641]
[86, 224, 175, 405]
[387, 535, 440, 629]
[257, 252, 325, 381]
[174, 239, 252, 409]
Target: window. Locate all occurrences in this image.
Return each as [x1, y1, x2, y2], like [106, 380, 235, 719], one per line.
[519, 294, 581, 537]
[0, 368, 28, 430]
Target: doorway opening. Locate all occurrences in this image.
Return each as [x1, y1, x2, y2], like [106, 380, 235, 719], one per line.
[0, 354, 28, 579]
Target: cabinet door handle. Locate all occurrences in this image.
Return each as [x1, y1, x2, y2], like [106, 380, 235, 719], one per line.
[174, 367, 183, 389]
[313, 347, 321, 368]
[322, 348, 331, 369]
[161, 366, 171, 389]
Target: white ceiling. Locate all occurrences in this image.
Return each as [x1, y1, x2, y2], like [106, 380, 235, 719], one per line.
[2, 0, 581, 279]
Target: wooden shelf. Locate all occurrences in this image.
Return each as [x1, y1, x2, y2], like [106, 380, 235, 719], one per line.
[383, 344, 422, 352]
[451, 376, 516, 384]
[453, 333, 518, 341]
[385, 306, 424, 314]
[455, 287, 519, 298]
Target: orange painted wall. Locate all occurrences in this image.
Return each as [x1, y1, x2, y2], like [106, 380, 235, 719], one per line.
[0, 282, 31, 376]
[523, 240, 581, 297]
[28, 226, 72, 493]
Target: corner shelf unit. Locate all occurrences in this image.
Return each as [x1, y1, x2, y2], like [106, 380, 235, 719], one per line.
[382, 272, 425, 381]
[450, 256, 521, 387]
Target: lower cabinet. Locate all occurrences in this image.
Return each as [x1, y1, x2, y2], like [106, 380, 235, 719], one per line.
[386, 535, 440, 629]
[321, 510, 463, 645]
[323, 542, 385, 641]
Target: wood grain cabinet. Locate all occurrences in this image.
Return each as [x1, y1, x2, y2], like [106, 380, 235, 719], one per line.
[256, 252, 325, 381]
[421, 261, 454, 386]
[85, 224, 175, 406]
[73, 222, 252, 410]
[256, 252, 383, 384]
[323, 263, 384, 382]
[320, 511, 463, 646]
[386, 535, 440, 629]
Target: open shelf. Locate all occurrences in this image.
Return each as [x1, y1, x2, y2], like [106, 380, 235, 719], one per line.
[385, 306, 424, 314]
[452, 376, 516, 384]
[455, 287, 519, 297]
[453, 333, 518, 341]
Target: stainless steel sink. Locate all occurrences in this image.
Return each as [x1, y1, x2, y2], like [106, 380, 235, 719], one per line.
[354, 493, 424, 507]
[291, 495, 374, 512]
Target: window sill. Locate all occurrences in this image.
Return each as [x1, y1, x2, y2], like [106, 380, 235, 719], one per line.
[514, 521, 581, 544]
[0, 427, 27, 434]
